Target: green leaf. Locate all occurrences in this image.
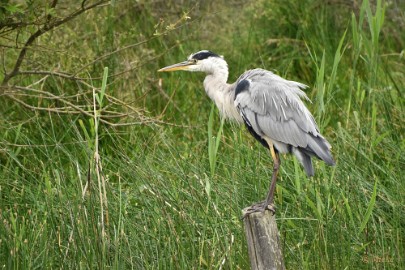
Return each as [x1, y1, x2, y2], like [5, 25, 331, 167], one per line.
[207, 104, 224, 176]
[96, 67, 109, 107]
[4, 4, 23, 14]
[358, 179, 378, 234]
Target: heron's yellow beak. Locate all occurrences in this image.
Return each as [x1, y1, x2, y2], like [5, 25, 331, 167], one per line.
[158, 61, 194, 72]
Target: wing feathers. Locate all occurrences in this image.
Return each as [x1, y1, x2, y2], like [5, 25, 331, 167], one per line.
[255, 111, 307, 148]
[306, 135, 335, 165]
[234, 68, 335, 175]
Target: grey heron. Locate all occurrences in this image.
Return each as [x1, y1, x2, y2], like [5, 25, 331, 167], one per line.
[158, 50, 335, 215]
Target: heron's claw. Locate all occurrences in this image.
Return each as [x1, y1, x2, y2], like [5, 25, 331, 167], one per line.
[242, 201, 276, 219]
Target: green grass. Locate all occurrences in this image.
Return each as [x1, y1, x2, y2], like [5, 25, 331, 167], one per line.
[1, 0, 404, 269]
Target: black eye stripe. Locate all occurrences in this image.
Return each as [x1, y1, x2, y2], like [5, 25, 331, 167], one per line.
[191, 51, 220, 60]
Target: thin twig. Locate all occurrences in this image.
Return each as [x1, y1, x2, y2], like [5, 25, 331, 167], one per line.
[1, 141, 87, 148]
[18, 70, 87, 81]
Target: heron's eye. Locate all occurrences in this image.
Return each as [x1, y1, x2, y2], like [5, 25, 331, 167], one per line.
[191, 59, 198, 64]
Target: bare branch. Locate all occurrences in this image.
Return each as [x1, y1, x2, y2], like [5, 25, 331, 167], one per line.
[1, 0, 109, 86]
[18, 70, 87, 81]
[1, 84, 188, 127]
[4, 89, 196, 128]
[72, 38, 156, 76]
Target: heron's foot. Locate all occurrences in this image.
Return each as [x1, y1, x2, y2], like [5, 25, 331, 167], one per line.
[242, 201, 276, 219]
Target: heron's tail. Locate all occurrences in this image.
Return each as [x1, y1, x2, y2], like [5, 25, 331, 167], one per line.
[292, 148, 315, 176]
[293, 134, 335, 177]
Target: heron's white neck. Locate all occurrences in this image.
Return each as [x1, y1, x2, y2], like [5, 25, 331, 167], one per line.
[203, 65, 242, 122]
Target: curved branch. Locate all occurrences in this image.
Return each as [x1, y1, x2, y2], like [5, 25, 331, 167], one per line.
[1, 0, 109, 86]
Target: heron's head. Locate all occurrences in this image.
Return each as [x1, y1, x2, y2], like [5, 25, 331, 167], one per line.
[158, 50, 228, 74]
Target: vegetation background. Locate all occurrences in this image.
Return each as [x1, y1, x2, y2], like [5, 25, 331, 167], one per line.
[0, 0, 404, 269]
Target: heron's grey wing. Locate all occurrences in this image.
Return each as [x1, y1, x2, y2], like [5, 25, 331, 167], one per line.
[234, 69, 334, 169]
[235, 69, 318, 145]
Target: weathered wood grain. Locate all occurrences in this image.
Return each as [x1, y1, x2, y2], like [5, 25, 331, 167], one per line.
[242, 209, 285, 270]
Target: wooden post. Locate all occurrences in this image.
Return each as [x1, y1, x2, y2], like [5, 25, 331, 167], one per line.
[242, 208, 285, 270]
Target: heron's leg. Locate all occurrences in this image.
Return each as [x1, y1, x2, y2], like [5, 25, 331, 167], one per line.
[264, 144, 280, 211]
[242, 139, 280, 218]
